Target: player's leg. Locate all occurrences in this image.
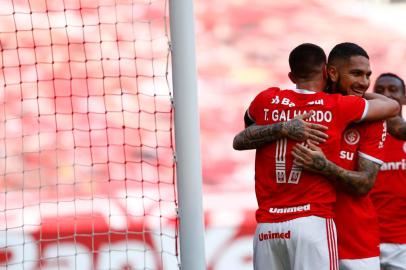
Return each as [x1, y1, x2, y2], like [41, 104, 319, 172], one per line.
[287, 216, 338, 270]
[380, 243, 406, 270]
[253, 223, 289, 270]
[339, 257, 380, 270]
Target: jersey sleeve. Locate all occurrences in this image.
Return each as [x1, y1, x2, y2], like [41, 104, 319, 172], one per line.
[247, 93, 262, 124]
[358, 120, 387, 165]
[244, 110, 255, 127]
[337, 95, 368, 125]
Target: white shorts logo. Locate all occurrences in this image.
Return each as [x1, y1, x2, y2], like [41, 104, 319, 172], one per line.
[344, 129, 360, 145]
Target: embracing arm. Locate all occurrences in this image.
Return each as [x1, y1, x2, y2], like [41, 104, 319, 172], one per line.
[386, 116, 406, 140]
[233, 113, 328, 150]
[292, 142, 380, 195]
[363, 92, 400, 121]
[316, 157, 379, 195]
[233, 122, 286, 150]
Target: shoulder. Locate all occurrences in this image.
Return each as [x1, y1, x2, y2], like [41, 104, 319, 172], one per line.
[357, 120, 386, 134]
[314, 92, 342, 103]
[335, 95, 367, 116]
[250, 87, 281, 105]
[332, 93, 364, 102]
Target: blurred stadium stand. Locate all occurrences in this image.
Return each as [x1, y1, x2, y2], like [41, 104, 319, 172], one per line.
[1, 0, 406, 269]
[196, 0, 406, 189]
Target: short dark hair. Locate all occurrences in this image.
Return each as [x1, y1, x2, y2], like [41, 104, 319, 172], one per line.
[375, 73, 406, 95]
[328, 42, 369, 65]
[289, 43, 326, 81]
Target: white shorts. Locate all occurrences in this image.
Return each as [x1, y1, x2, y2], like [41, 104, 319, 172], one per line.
[253, 216, 338, 270]
[339, 257, 380, 270]
[380, 243, 406, 270]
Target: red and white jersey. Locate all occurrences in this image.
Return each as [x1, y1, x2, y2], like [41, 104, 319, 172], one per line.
[335, 120, 386, 259]
[370, 133, 406, 244]
[247, 87, 368, 223]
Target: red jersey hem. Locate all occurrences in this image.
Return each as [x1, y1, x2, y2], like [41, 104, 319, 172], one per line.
[338, 250, 380, 260]
[256, 212, 334, 223]
[338, 254, 380, 260]
[380, 238, 406, 244]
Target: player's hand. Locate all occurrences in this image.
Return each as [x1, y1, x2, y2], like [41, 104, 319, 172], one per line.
[398, 96, 406, 106]
[291, 140, 328, 172]
[282, 113, 328, 143]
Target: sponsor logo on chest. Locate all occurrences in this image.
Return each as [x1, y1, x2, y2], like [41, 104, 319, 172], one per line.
[340, 151, 354, 161]
[381, 159, 406, 171]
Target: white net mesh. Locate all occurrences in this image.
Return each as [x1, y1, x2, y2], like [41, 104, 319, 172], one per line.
[0, 0, 179, 269]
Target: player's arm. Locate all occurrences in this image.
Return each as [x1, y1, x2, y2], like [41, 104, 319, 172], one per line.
[386, 115, 406, 140]
[292, 141, 380, 195]
[362, 92, 400, 121]
[233, 113, 328, 150]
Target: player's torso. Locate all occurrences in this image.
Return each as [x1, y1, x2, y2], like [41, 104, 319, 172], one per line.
[371, 134, 406, 243]
[335, 122, 383, 258]
[253, 89, 348, 222]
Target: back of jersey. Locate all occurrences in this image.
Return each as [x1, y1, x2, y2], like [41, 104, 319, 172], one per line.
[247, 87, 367, 222]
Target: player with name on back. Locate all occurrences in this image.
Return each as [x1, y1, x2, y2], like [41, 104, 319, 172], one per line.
[233, 43, 399, 270]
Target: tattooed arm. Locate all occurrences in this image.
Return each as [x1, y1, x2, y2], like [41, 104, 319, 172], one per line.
[233, 113, 328, 150]
[386, 116, 406, 140]
[233, 122, 285, 150]
[292, 141, 380, 195]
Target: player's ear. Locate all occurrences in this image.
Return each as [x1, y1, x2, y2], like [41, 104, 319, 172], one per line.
[288, 72, 296, 84]
[327, 65, 338, 83]
[322, 64, 327, 80]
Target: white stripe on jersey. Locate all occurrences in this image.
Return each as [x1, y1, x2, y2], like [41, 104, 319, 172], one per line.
[288, 164, 302, 184]
[276, 139, 287, 183]
[359, 99, 369, 122]
[358, 151, 384, 165]
[275, 138, 287, 163]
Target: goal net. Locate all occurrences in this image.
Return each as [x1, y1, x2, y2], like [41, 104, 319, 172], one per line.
[0, 0, 179, 269]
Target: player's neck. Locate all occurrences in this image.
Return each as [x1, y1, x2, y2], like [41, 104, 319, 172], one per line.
[295, 81, 325, 93]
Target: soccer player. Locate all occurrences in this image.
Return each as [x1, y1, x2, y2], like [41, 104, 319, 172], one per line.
[370, 73, 406, 270]
[375, 73, 406, 140]
[291, 42, 388, 270]
[233, 43, 399, 270]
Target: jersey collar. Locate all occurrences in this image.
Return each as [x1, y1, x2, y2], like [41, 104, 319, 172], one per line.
[291, 88, 317, 94]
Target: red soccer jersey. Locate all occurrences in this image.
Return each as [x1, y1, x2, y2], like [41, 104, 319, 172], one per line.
[370, 133, 406, 244]
[247, 87, 367, 222]
[335, 120, 386, 259]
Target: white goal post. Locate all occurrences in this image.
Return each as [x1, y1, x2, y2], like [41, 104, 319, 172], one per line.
[169, 0, 207, 269]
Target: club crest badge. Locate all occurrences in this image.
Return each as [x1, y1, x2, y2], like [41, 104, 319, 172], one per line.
[344, 129, 360, 145]
[403, 142, 406, 154]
